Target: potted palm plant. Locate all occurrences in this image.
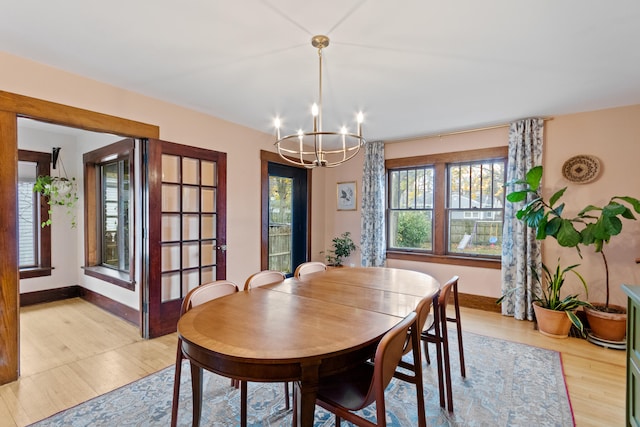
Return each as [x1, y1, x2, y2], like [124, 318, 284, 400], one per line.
[506, 165, 640, 341]
[33, 175, 79, 228]
[324, 232, 357, 267]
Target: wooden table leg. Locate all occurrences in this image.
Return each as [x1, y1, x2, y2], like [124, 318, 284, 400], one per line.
[294, 363, 320, 427]
[190, 362, 203, 427]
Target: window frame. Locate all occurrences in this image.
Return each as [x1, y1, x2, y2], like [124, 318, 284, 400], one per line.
[83, 139, 135, 290]
[17, 149, 52, 279]
[385, 146, 508, 269]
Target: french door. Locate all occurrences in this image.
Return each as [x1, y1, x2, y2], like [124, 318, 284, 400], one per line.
[265, 161, 309, 276]
[143, 139, 226, 338]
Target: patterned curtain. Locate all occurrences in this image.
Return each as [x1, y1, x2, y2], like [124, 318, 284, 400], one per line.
[501, 119, 544, 320]
[360, 141, 386, 267]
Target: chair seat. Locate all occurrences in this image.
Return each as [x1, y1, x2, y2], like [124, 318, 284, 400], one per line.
[317, 363, 374, 411]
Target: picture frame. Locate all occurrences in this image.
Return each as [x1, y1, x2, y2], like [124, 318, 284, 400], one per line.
[337, 181, 357, 211]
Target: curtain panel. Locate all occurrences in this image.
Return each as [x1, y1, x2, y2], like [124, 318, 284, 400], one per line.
[360, 141, 386, 267]
[501, 119, 544, 320]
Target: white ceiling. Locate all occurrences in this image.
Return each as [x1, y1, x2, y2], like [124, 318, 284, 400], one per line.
[3, 1, 640, 142]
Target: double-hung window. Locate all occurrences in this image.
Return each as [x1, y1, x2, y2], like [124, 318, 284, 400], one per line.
[386, 147, 507, 268]
[17, 150, 52, 278]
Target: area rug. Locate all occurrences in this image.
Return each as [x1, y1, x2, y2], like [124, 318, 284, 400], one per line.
[29, 331, 574, 426]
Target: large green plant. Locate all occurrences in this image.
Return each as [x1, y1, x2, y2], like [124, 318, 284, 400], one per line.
[324, 232, 357, 266]
[506, 165, 640, 310]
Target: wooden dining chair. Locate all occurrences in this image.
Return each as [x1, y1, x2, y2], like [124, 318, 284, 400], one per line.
[238, 269, 290, 420]
[392, 289, 439, 426]
[314, 312, 419, 427]
[243, 269, 287, 290]
[421, 275, 463, 412]
[293, 261, 327, 278]
[170, 280, 239, 427]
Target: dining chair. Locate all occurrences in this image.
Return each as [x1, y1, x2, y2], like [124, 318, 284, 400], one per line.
[421, 275, 463, 412]
[392, 289, 440, 426]
[238, 269, 290, 418]
[314, 311, 419, 427]
[171, 280, 239, 427]
[293, 261, 327, 278]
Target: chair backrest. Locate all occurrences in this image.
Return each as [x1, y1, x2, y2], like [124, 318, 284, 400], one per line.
[181, 280, 238, 316]
[401, 289, 439, 356]
[244, 270, 286, 290]
[439, 276, 459, 311]
[293, 261, 327, 278]
[363, 312, 417, 410]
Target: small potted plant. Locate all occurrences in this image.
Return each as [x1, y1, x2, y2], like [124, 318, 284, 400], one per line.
[506, 165, 640, 341]
[499, 260, 591, 338]
[33, 175, 79, 228]
[324, 232, 357, 267]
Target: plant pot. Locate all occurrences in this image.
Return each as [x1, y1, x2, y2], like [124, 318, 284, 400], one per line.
[584, 304, 627, 342]
[532, 302, 573, 339]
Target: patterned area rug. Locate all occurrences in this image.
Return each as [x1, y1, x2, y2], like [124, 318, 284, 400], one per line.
[29, 331, 574, 426]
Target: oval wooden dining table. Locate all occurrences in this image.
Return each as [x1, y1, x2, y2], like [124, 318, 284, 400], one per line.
[177, 267, 440, 427]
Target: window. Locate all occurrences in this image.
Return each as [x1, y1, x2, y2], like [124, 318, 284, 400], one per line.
[83, 139, 135, 289]
[386, 147, 507, 268]
[17, 150, 52, 278]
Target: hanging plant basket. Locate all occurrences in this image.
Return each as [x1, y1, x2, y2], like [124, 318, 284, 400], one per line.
[33, 175, 79, 228]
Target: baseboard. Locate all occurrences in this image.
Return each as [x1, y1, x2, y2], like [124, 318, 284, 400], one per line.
[458, 292, 501, 313]
[79, 288, 140, 327]
[20, 285, 140, 328]
[20, 286, 82, 306]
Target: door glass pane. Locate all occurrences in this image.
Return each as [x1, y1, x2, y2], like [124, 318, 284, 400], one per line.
[161, 272, 180, 302]
[162, 184, 180, 211]
[183, 270, 200, 295]
[268, 176, 292, 272]
[201, 241, 214, 265]
[161, 243, 181, 272]
[183, 186, 199, 212]
[201, 161, 215, 186]
[201, 188, 215, 212]
[182, 214, 199, 240]
[182, 157, 199, 185]
[201, 214, 216, 240]
[162, 214, 180, 241]
[162, 154, 180, 183]
[182, 242, 199, 269]
[201, 266, 216, 283]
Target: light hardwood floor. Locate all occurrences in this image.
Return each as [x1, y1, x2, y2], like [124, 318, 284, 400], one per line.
[0, 298, 626, 427]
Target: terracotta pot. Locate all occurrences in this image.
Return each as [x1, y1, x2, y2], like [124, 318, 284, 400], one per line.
[585, 304, 627, 342]
[532, 302, 573, 339]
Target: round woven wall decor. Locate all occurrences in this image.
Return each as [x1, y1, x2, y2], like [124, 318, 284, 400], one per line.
[561, 155, 600, 184]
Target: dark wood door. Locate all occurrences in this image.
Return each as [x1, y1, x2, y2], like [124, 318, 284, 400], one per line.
[143, 139, 227, 338]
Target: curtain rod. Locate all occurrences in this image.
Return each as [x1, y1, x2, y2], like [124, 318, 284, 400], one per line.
[387, 117, 553, 144]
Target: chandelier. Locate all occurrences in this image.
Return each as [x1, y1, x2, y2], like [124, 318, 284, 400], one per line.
[274, 35, 365, 168]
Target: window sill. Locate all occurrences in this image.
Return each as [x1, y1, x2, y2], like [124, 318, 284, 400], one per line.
[20, 267, 53, 279]
[83, 266, 135, 291]
[386, 251, 501, 269]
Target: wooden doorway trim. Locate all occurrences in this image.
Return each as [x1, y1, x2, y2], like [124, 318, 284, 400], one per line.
[0, 90, 159, 385]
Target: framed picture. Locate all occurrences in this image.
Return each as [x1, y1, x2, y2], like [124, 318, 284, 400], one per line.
[337, 181, 357, 211]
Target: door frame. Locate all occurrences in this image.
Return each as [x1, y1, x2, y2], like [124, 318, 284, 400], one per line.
[0, 90, 159, 384]
[260, 150, 312, 270]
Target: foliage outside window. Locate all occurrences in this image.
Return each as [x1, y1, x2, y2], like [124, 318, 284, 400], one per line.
[386, 147, 507, 268]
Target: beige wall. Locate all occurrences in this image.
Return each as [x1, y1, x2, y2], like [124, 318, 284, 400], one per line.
[2, 50, 311, 300]
[325, 106, 640, 307]
[5, 49, 640, 310]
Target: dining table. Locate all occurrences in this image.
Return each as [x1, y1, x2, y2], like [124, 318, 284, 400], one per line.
[177, 266, 440, 427]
